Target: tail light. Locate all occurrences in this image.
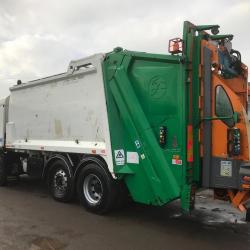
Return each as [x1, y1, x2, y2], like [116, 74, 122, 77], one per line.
[159, 126, 167, 148]
[227, 128, 241, 156]
[243, 176, 250, 182]
[168, 38, 183, 54]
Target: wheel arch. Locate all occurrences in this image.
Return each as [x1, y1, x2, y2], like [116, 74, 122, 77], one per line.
[43, 154, 73, 183]
[74, 155, 111, 181]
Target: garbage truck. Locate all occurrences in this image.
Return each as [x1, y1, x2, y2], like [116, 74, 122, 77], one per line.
[0, 21, 249, 220]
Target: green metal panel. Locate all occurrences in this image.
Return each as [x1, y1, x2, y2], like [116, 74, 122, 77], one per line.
[182, 21, 202, 187]
[103, 50, 189, 207]
[180, 21, 196, 211]
[181, 21, 220, 205]
[182, 21, 220, 187]
[192, 35, 202, 185]
[101, 21, 223, 212]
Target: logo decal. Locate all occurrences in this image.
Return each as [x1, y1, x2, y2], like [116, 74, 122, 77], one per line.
[149, 76, 167, 99]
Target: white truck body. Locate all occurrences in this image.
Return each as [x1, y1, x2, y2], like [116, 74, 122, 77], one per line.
[5, 54, 114, 172]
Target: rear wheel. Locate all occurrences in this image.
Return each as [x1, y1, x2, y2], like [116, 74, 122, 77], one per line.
[0, 154, 7, 186]
[48, 160, 74, 202]
[246, 208, 250, 222]
[77, 163, 116, 214]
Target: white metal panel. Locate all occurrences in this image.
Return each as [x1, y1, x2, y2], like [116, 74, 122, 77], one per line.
[7, 54, 114, 172]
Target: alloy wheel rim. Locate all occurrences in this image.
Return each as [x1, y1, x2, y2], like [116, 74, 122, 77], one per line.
[83, 174, 103, 205]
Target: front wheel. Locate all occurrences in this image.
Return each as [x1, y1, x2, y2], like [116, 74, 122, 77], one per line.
[0, 154, 7, 186]
[77, 163, 116, 214]
[48, 160, 74, 202]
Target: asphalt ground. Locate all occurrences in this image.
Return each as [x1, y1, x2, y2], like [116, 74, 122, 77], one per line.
[0, 177, 249, 250]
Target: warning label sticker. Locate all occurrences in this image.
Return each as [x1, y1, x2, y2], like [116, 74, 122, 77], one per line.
[220, 161, 232, 177]
[127, 152, 139, 164]
[114, 149, 125, 166]
[172, 159, 182, 165]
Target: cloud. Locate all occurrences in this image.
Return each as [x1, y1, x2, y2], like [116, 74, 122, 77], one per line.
[0, 0, 249, 98]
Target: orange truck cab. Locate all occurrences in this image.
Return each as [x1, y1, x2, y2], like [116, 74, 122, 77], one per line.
[190, 24, 250, 219]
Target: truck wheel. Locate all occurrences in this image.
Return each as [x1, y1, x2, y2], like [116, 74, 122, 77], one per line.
[77, 163, 116, 214]
[0, 155, 7, 186]
[48, 160, 74, 202]
[246, 208, 250, 222]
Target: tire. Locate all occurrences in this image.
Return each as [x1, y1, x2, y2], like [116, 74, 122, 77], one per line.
[246, 208, 250, 222]
[48, 159, 74, 202]
[77, 162, 116, 214]
[0, 154, 7, 186]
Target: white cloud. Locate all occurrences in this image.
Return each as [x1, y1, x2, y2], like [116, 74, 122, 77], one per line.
[0, 0, 249, 98]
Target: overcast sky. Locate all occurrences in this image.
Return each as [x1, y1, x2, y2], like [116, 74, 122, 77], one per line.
[0, 0, 249, 98]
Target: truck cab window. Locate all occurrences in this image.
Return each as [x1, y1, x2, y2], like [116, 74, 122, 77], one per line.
[215, 85, 234, 127]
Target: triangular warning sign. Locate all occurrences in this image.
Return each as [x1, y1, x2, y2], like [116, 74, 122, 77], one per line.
[116, 151, 124, 158]
[114, 149, 125, 165]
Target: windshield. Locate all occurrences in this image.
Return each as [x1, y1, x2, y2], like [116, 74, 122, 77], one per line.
[215, 85, 234, 127]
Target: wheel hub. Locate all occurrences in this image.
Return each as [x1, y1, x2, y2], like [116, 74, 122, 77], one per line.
[83, 174, 103, 205]
[54, 170, 68, 191]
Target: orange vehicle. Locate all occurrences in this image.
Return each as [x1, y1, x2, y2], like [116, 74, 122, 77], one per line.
[170, 21, 250, 221]
[184, 22, 250, 220]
